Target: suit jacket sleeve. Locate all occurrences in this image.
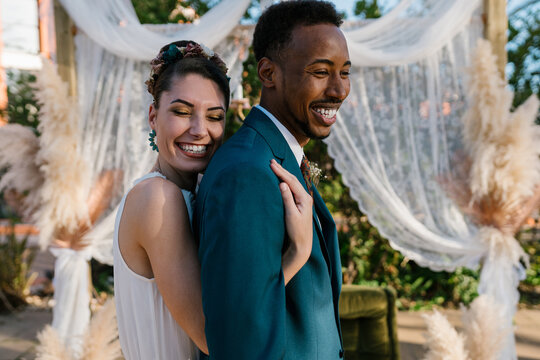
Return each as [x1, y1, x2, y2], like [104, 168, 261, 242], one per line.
[197, 163, 286, 359]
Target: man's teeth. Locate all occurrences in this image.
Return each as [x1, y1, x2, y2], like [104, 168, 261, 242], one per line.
[314, 108, 337, 118]
[179, 144, 207, 154]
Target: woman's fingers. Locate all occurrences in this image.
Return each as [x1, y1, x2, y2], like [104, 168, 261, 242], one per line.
[270, 159, 312, 206]
[271, 159, 313, 281]
[279, 182, 298, 215]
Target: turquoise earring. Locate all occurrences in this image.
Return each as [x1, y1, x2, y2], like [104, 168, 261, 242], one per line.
[148, 129, 159, 152]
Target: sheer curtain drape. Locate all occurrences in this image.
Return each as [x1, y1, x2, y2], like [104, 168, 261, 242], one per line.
[333, 6, 484, 272]
[58, 0, 251, 60]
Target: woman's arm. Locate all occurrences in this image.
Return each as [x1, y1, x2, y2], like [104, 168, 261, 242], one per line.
[270, 159, 313, 285]
[124, 178, 208, 354]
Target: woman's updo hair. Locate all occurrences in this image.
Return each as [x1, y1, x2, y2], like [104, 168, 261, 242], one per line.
[146, 40, 230, 109]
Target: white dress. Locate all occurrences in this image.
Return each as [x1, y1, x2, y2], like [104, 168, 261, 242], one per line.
[113, 172, 200, 360]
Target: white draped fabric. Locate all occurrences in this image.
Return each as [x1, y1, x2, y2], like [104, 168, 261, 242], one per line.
[334, 0, 485, 274]
[53, 0, 520, 358]
[58, 0, 251, 60]
[50, 247, 92, 358]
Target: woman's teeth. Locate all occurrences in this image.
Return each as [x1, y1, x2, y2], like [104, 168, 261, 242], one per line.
[314, 108, 337, 118]
[179, 144, 207, 154]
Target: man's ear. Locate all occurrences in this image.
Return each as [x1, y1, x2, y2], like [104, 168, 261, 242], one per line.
[258, 57, 277, 88]
[148, 103, 157, 129]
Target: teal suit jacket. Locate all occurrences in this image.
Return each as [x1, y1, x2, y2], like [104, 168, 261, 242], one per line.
[195, 107, 343, 359]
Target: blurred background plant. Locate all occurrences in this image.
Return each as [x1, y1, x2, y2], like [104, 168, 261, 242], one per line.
[0, 223, 38, 312]
[507, 0, 539, 124]
[3, 70, 40, 131]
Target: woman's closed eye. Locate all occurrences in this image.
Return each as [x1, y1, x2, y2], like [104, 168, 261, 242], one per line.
[207, 113, 225, 122]
[172, 108, 191, 116]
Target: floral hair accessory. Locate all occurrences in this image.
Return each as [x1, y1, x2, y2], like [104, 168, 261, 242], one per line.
[146, 41, 228, 97]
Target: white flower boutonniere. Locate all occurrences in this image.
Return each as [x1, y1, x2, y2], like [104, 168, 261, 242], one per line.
[309, 161, 324, 186]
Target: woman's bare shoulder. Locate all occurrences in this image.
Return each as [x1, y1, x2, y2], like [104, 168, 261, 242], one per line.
[122, 176, 189, 237]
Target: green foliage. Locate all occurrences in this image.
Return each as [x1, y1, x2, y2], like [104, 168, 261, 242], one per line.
[517, 229, 540, 305]
[0, 223, 37, 312]
[90, 259, 114, 294]
[507, 1, 540, 124]
[354, 0, 383, 19]
[241, 47, 262, 105]
[5, 70, 40, 132]
[132, 0, 211, 24]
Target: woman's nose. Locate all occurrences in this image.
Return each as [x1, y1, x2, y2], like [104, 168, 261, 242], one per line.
[189, 114, 209, 138]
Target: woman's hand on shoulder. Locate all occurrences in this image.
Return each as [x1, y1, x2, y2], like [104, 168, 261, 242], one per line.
[270, 159, 313, 285]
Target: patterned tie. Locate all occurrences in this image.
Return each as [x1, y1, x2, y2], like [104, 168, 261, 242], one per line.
[300, 155, 313, 196]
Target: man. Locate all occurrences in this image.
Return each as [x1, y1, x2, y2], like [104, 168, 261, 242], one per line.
[195, 1, 351, 358]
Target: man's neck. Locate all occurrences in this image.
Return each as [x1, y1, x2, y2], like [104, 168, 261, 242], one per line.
[256, 104, 305, 166]
[259, 96, 309, 147]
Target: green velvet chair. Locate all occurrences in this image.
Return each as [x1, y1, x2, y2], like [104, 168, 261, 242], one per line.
[339, 285, 400, 360]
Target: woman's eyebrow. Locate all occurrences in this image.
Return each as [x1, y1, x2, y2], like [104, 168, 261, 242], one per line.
[170, 98, 194, 107]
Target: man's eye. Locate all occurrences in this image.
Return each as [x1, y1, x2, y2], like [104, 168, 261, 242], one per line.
[314, 70, 329, 75]
[341, 71, 351, 77]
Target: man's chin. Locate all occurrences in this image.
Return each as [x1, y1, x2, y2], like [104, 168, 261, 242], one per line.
[307, 128, 331, 141]
[300, 122, 332, 141]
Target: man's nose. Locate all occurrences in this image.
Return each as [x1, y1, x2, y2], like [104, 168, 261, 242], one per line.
[326, 74, 350, 101]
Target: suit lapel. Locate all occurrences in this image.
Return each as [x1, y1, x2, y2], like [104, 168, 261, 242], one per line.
[244, 109, 333, 270]
[244, 108, 311, 196]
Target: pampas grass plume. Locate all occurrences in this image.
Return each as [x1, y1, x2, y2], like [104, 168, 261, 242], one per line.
[462, 39, 540, 209]
[36, 325, 73, 360]
[422, 310, 469, 360]
[33, 56, 90, 249]
[0, 124, 43, 218]
[461, 295, 511, 360]
[80, 299, 122, 360]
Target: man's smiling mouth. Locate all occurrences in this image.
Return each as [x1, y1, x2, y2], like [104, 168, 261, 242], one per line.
[313, 107, 337, 119]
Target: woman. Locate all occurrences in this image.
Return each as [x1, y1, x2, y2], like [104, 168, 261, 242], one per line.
[113, 41, 313, 359]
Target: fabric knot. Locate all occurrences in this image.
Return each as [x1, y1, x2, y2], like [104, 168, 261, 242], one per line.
[300, 155, 313, 197]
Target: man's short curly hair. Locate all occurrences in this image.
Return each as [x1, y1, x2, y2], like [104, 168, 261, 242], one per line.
[253, 1, 343, 62]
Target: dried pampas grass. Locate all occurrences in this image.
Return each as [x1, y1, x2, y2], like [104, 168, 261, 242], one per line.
[0, 124, 43, 218]
[422, 296, 511, 360]
[33, 56, 90, 249]
[80, 299, 122, 360]
[462, 39, 540, 211]
[36, 325, 73, 360]
[422, 310, 469, 360]
[36, 299, 122, 360]
[440, 39, 540, 235]
[461, 295, 511, 360]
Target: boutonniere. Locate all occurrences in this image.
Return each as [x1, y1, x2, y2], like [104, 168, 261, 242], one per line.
[309, 161, 324, 186]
